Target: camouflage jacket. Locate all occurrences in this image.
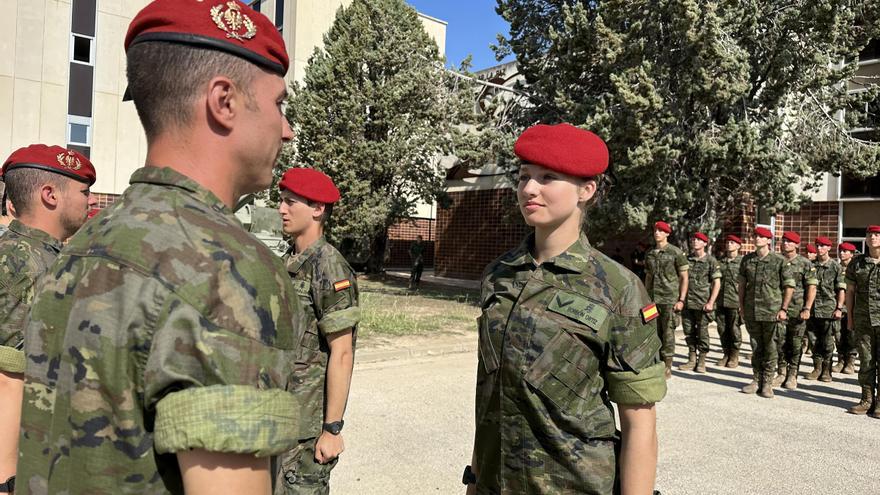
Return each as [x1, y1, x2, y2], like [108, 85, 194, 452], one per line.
[474, 233, 666, 494]
[812, 258, 846, 319]
[845, 254, 880, 328]
[718, 255, 742, 309]
[18, 167, 308, 495]
[739, 251, 795, 322]
[685, 253, 721, 309]
[283, 236, 359, 439]
[0, 220, 62, 373]
[783, 255, 818, 319]
[645, 243, 689, 305]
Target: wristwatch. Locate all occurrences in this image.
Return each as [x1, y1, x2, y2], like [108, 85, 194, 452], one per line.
[0, 475, 15, 493]
[322, 420, 344, 435]
[462, 465, 477, 485]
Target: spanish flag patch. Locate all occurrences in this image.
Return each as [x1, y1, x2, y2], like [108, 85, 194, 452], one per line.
[333, 279, 352, 292]
[641, 303, 659, 324]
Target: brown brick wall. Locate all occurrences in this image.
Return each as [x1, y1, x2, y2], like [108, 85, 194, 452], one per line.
[387, 217, 435, 268]
[435, 188, 531, 280]
[721, 199, 841, 256]
[91, 192, 120, 209]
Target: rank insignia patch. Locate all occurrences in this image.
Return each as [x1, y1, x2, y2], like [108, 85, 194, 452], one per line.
[211, 1, 257, 42]
[333, 279, 352, 292]
[641, 303, 659, 324]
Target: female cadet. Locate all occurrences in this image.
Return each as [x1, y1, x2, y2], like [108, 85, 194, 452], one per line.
[464, 124, 667, 495]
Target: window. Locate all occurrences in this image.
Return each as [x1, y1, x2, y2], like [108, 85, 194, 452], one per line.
[249, 0, 262, 12]
[840, 174, 880, 198]
[71, 34, 94, 65]
[68, 116, 92, 146]
[275, 0, 285, 31]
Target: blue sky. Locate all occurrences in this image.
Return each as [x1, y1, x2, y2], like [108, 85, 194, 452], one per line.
[406, 0, 514, 71]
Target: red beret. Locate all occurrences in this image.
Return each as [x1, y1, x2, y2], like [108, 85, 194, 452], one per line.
[725, 234, 743, 245]
[839, 242, 857, 252]
[692, 232, 709, 243]
[782, 231, 801, 244]
[2, 144, 96, 186]
[754, 226, 774, 239]
[867, 225, 880, 234]
[279, 168, 340, 204]
[805, 244, 817, 254]
[815, 236, 832, 247]
[654, 221, 671, 234]
[125, 0, 288, 77]
[514, 123, 608, 178]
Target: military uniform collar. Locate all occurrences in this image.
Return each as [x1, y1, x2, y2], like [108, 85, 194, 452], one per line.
[8, 219, 63, 253]
[287, 236, 327, 273]
[130, 166, 230, 214]
[501, 232, 591, 273]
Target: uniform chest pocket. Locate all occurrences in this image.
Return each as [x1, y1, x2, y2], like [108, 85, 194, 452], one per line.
[524, 329, 602, 419]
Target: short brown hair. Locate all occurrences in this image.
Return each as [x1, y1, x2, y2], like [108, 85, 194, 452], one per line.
[126, 42, 259, 140]
[3, 168, 66, 216]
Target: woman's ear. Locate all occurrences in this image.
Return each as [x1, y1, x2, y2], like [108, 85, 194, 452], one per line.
[579, 179, 598, 204]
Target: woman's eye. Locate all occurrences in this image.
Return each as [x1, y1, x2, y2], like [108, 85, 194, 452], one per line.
[518, 175, 529, 182]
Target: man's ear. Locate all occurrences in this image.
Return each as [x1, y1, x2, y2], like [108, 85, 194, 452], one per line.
[312, 202, 326, 222]
[205, 76, 238, 132]
[40, 184, 60, 208]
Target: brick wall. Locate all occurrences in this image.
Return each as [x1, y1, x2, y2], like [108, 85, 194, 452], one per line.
[91, 192, 120, 209]
[387, 217, 435, 268]
[721, 199, 841, 256]
[435, 188, 531, 280]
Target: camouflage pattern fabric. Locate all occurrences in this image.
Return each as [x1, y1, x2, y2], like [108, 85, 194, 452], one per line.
[684, 253, 721, 310]
[807, 259, 845, 361]
[645, 243, 689, 305]
[0, 220, 62, 373]
[715, 307, 742, 352]
[845, 255, 880, 393]
[276, 236, 359, 495]
[738, 251, 795, 322]
[473, 233, 666, 494]
[18, 167, 308, 495]
[778, 256, 818, 368]
[718, 255, 742, 309]
[655, 303, 676, 361]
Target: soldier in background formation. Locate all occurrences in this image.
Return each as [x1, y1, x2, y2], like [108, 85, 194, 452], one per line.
[678, 232, 721, 373]
[835, 242, 858, 374]
[805, 243, 818, 261]
[646, 221, 689, 379]
[844, 225, 880, 417]
[775, 232, 817, 389]
[805, 236, 845, 382]
[716, 235, 743, 367]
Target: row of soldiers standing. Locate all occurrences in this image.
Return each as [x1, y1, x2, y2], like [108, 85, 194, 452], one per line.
[644, 221, 880, 416]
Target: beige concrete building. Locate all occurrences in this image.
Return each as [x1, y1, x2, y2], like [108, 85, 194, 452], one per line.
[1, 0, 446, 200]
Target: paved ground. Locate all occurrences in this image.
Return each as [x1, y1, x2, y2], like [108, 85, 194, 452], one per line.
[334, 335, 880, 494]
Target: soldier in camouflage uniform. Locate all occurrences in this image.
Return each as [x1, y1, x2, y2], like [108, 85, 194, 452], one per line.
[467, 124, 666, 495]
[0, 145, 96, 493]
[805, 237, 845, 382]
[645, 220, 689, 379]
[716, 235, 744, 367]
[738, 227, 795, 399]
[802, 243, 819, 357]
[275, 168, 359, 494]
[844, 226, 880, 417]
[835, 242, 858, 374]
[775, 232, 817, 390]
[17, 2, 308, 493]
[678, 232, 721, 373]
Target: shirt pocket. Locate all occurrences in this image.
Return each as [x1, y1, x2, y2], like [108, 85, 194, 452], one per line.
[524, 328, 602, 419]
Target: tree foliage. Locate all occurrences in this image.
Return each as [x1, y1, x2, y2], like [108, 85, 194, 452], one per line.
[495, 0, 880, 240]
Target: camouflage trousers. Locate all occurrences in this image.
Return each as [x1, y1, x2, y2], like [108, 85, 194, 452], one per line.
[656, 304, 677, 360]
[855, 325, 880, 394]
[806, 318, 838, 360]
[715, 307, 742, 353]
[681, 308, 712, 353]
[274, 437, 338, 495]
[835, 314, 857, 359]
[746, 319, 782, 375]
[777, 318, 807, 368]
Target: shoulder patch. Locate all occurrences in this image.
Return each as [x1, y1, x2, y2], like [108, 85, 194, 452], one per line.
[333, 279, 352, 292]
[640, 303, 659, 324]
[548, 291, 610, 329]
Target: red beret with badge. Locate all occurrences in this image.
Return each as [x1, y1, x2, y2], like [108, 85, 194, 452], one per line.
[839, 242, 857, 252]
[692, 232, 709, 243]
[279, 168, 340, 204]
[654, 221, 672, 234]
[782, 231, 801, 244]
[868, 225, 880, 234]
[123, 0, 288, 101]
[815, 236, 832, 247]
[805, 244, 817, 254]
[754, 227, 774, 239]
[725, 234, 743, 245]
[514, 123, 609, 178]
[2, 144, 96, 185]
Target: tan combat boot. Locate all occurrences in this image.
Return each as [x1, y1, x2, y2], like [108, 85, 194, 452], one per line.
[741, 370, 760, 394]
[847, 386, 873, 415]
[678, 349, 697, 371]
[805, 358, 821, 381]
[773, 364, 787, 387]
[832, 355, 845, 373]
[759, 372, 775, 398]
[842, 355, 856, 375]
[664, 357, 673, 380]
[818, 359, 833, 383]
[782, 366, 798, 390]
[695, 353, 707, 374]
[726, 349, 740, 368]
[716, 349, 729, 367]
[869, 399, 880, 419]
